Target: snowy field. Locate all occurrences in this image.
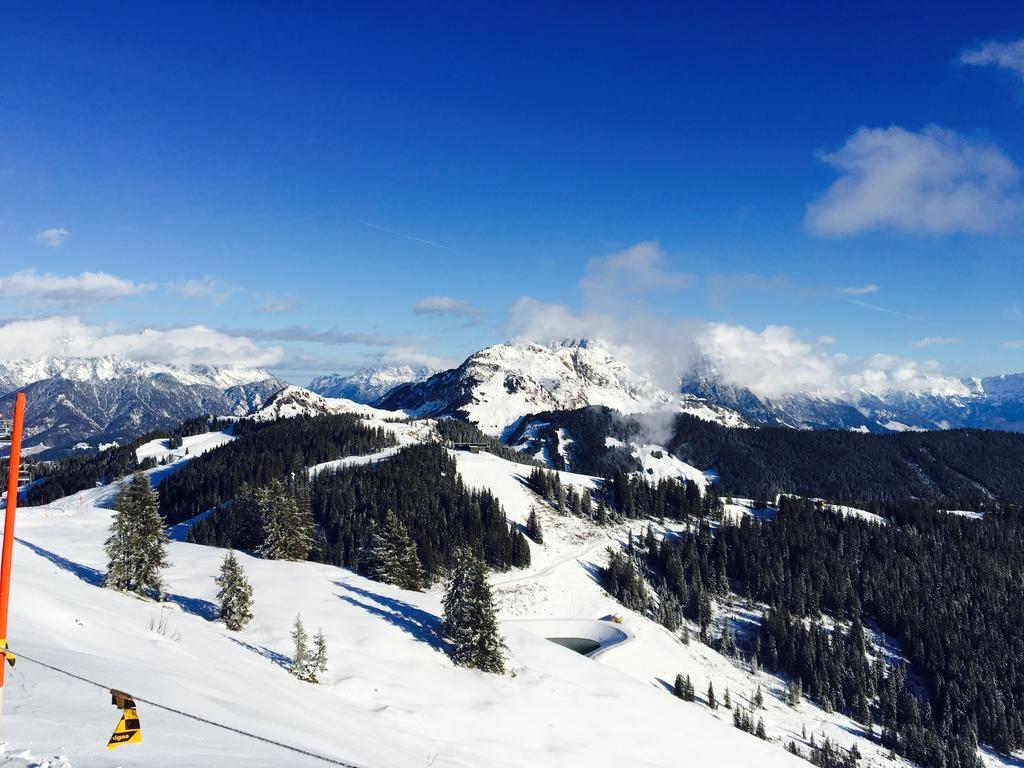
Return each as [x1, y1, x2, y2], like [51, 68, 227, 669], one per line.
[0, 432, 1012, 767]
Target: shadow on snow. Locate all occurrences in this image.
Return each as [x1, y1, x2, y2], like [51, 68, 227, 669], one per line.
[334, 581, 449, 654]
[16, 536, 218, 620]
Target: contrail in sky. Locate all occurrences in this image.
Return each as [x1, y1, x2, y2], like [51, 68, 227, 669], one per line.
[358, 220, 458, 252]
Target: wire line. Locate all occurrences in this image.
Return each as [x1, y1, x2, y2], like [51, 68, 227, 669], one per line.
[11, 648, 368, 768]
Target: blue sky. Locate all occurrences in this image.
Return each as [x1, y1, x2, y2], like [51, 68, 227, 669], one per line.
[2, 3, 1024, 390]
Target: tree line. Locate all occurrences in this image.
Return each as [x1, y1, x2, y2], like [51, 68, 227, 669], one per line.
[159, 413, 396, 524]
[605, 492, 1021, 767]
[189, 443, 531, 582]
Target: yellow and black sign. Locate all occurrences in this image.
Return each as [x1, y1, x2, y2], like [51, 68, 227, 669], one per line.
[107, 689, 142, 749]
[0, 639, 15, 668]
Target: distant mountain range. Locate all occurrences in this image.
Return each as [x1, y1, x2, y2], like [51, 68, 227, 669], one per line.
[680, 365, 1024, 433]
[0, 357, 286, 452]
[7, 340, 1024, 454]
[309, 365, 435, 404]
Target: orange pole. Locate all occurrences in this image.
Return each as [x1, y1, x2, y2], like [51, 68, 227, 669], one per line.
[0, 392, 26, 688]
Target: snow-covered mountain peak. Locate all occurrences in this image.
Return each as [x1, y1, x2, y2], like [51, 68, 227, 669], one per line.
[309, 364, 435, 404]
[0, 357, 286, 451]
[378, 339, 745, 436]
[250, 384, 402, 423]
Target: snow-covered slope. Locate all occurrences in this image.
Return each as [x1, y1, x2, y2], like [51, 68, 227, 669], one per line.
[247, 385, 410, 424]
[0, 357, 286, 452]
[309, 365, 435, 404]
[5, 451, 808, 767]
[378, 339, 745, 437]
[248, 385, 436, 448]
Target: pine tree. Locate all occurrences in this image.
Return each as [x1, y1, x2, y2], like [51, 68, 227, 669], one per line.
[753, 685, 764, 709]
[310, 629, 328, 683]
[398, 535, 426, 590]
[674, 673, 687, 699]
[708, 680, 718, 710]
[786, 678, 802, 707]
[679, 674, 695, 701]
[367, 510, 423, 590]
[290, 613, 312, 681]
[214, 550, 253, 631]
[104, 471, 169, 596]
[724, 688, 732, 709]
[258, 479, 314, 561]
[442, 547, 505, 674]
[755, 717, 767, 740]
[525, 510, 544, 544]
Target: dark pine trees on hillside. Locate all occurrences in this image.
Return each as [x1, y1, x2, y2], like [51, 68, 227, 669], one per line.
[365, 510, 425, 590]
[189, 475, 315, 562]
[159, 413, 395, 524]
[189, 443, 531, 583]
[615, 492, 1008, 768]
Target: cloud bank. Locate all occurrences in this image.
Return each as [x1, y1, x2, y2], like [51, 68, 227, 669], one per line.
[0, 316, 284, 368]
[0, 270, 153, 301]
[509, 241, 967, 400]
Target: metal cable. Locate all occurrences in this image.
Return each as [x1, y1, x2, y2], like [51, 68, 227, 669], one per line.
[11, 649, 368, 768]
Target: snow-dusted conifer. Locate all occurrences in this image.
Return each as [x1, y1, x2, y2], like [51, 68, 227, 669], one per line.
[214, 550, 253, 631]
[104, 471, 169, 596]
[673, 673, 687, 699]
[368, 510, 423, 590]
[258, 480, 313, 561]
[310, 629, 328, 682]
[525, 510, 544, 543]
[442, 547, 505, 674]
[753, 684, 764, 709]
[290, 613, 312, 681]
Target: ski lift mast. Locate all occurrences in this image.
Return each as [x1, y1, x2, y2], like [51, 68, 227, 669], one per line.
[0, 392, 26, 701]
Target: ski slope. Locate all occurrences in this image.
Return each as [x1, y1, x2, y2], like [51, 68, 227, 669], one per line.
[3, 451, 800, 767]
[7, 443, 1007, 767]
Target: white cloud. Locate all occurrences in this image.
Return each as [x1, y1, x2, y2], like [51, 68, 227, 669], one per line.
[806, 125, 1021, 236]
[698, 323, 968, 399]
[837, 284, 879, 296]
[909, 336, 961, 349]
[35, 227, 68, 247]
[961, 39, 1024, 80]
[166, 276, 237, 305]
[508, 291, 966, 399]
[507, 296, 703, 393]
[257, 294, 304, 314]
[579, 241, 691, 307]
[1002, 339, 1024, 349]
[219, 325, 404, 346]
[0, 316, 284, 368]
[0, 269, 153, 301]
[412, 296, 483, 317]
